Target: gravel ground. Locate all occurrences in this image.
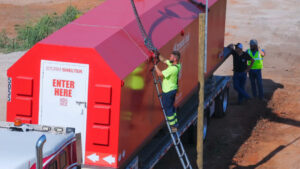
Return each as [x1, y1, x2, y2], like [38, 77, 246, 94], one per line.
[0, 51, 25, 121]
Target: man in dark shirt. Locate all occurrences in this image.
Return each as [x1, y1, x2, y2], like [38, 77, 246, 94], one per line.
[229, 43, 254, 104]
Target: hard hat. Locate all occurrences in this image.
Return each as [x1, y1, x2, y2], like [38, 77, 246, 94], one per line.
[250, 39, 258, 46]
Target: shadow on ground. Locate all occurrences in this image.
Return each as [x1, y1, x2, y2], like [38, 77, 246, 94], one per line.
[203, 78, 287, 169]
[230, 136, 300, 169]
[154, 78, 294, 169]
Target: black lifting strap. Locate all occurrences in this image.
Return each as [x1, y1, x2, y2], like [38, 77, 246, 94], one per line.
[130, 0, 160, 61]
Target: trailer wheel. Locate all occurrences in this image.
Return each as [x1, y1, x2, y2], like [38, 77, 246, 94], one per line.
[215, 87, 229, 118]
[203, 110, 209, 140]
[186, 110, 209, 145]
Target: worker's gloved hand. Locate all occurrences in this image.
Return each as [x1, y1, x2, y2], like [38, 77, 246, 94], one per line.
[227, 44, 234, 50]
[155, 59, 160, 65]
[153, 50, 160, 65]
[154, 50, 160, 59]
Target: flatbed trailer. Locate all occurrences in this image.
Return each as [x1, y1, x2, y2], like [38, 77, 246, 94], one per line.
[6, 0, 231, 168]
[82, 75, 231, 169]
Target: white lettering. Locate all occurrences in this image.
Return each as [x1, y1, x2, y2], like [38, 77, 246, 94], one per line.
[173, 33, 190, 51]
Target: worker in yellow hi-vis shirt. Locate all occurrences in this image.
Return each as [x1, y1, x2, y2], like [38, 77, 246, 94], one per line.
[154, 51, 182, 133]
[247, 39, 266, 101]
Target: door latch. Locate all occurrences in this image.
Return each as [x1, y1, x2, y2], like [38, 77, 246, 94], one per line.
[76, 101, 87, 108]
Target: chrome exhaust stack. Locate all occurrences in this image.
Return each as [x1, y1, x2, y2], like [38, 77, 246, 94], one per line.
[36, 135, 46, 169]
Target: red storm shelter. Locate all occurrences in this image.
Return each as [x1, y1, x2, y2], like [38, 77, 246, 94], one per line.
[6, 0, 227, 168]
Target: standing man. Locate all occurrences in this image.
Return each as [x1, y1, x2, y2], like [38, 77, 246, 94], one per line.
[228, 43, 254, 104]
[247, 39, 266, 100]
[154, 51, 182, 133]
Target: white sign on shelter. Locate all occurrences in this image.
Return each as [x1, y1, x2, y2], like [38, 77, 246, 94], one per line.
[39, 60, 89, 161]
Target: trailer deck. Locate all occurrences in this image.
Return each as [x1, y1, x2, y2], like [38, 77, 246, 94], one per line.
[81, 76, 230, 169]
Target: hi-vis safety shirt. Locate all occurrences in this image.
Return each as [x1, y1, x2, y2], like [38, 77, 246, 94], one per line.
[162, 60, 182, 93]
[125, 66, 145, 90]
[247, 49, 264, 69]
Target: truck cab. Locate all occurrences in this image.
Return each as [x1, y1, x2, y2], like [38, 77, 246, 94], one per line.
[0, 121, 78, 169]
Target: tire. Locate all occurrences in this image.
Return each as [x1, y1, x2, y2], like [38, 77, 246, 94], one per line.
[186, 110, 209, 145]
[215, 87, 229, 118]
[203, 110, 209, 141]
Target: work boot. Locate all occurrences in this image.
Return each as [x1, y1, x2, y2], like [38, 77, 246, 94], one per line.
[171, 126, 178, 133]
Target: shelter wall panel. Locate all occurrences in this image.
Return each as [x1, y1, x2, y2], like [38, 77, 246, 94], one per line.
[15, 77, 33, 96]
[15, 97, 32, 117]
[91, 125, 110, 146]
[93, 105, 111, 125]
[94, 84, 112, 104]
[205, 0, 227, 77]
[16, 117, 32, 124]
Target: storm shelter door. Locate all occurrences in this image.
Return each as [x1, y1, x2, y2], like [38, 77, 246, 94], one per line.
[39, 60, 89, 161]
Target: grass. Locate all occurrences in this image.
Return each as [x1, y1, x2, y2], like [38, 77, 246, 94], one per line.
[0, 6, 81, 53]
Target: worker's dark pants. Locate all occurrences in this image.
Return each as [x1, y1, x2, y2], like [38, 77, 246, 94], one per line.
[249, 69, 264, 99]
[162, 90, 178, 127]
[233, 72, 250, 103]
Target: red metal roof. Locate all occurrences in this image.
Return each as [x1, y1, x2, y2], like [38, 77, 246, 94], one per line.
[41, 0, 201, 79]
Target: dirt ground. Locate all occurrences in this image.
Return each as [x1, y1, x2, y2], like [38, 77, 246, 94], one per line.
[0, 0, 103, 37]
[1, 0, 300, 169]
[209, 0, 300, 168]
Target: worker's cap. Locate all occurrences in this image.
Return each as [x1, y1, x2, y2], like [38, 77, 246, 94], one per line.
[250, 39, 258, 46]
[235, 43, 243, 50]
